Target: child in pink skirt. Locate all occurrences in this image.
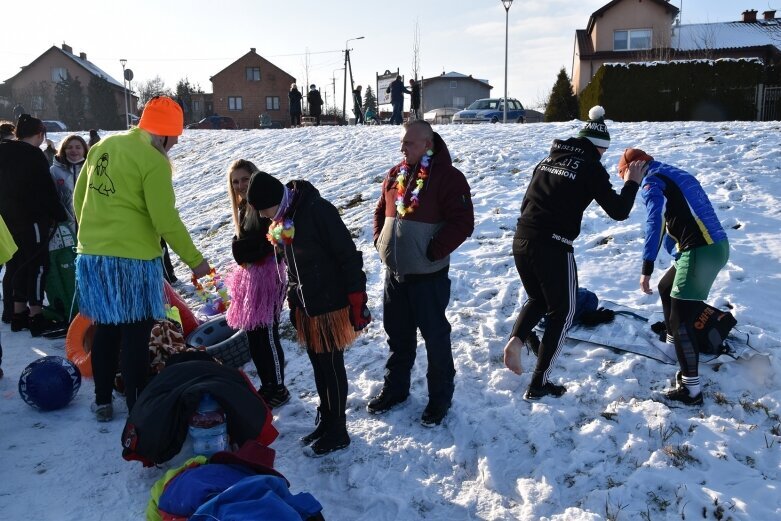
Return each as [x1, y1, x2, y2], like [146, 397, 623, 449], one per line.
[225, 159, 289, 407]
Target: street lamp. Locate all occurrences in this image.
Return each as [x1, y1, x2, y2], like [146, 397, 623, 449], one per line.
[342, 36, 364, 124]
[120, 59, 129, 129]
[501, 0, 513, 123]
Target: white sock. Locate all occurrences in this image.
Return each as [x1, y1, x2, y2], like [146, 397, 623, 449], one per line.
[681, 375, 701, 397]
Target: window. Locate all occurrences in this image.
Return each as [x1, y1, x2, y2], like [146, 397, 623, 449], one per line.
[51, 67, 67, 82]
[266, 96, 280, 110]
[246, 67, 261, 81]
[192, 100, 201, 113]
[453, 96, 466, 108]
[614, 29, 652, 51]
[228, 96, 243, 111]
[450, 81, 458, 89]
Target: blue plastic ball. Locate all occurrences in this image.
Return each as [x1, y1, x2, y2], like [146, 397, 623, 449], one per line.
[18, 356, 82, 411]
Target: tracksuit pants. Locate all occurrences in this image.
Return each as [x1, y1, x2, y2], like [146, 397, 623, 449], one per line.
[246, 323, 285, 389]
[510, 239, 577, 388]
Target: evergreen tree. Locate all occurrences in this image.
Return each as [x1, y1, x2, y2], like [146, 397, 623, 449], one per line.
[363, 85, 378, 114]
[175, 78, 203, 125]
[88, 76, 122, 130]
[54, 73, 85, 130]
[544, 67, 579, 122]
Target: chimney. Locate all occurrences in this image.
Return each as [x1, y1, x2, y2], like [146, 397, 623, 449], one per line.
[742, 9, 758, 22]
[763, 10, 776, 20]
[250, 47, 256, 53]
[79, 52, 87, 60]
[62, 42, 72, 53]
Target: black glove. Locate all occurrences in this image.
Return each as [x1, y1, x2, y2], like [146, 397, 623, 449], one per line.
[577, 308, 616, 326]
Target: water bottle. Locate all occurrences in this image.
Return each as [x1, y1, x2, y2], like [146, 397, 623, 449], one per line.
[188, 393, 228, 457]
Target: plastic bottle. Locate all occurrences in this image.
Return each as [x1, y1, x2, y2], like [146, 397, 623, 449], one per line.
[188, 393, 228, 457]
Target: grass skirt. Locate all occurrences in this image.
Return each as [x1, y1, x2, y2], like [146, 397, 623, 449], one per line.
[294, 306, 358, 353]
[76, 254, 164, 324]
[226, 256, 287, 330]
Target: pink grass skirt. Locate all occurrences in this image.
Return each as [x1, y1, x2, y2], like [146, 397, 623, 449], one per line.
[226, 256, 286, 330]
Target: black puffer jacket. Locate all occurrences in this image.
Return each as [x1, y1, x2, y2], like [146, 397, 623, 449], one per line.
[282, 180, 366, 317]
[231, 200, 274, 265]
[0, 140, 67, 227]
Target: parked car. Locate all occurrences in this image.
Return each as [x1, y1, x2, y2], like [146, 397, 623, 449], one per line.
[452, 98, 526, 124]
[43, 120, 68, 132]
[186, 115, 238, 130]
[423, 107, 461, 125]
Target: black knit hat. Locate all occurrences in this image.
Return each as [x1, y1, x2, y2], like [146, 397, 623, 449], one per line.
[247, 171, 284, 211]
[15, 114, 45, 139]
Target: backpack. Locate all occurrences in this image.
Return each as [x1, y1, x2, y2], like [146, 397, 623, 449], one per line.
[691, 303, 737, 355]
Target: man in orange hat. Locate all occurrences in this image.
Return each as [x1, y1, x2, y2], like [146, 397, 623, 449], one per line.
[73, 95, 211, 421]
[622, 148, 729, 406]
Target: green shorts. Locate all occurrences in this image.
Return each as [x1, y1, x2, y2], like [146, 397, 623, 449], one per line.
[671, 240, 729, 300]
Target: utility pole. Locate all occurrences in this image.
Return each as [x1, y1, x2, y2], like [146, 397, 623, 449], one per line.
[342, 37, 364, 124]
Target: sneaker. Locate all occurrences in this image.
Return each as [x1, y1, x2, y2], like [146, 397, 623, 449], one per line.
[524, 382, 567, 400]
[664, 386, 703, 406]
[300, 409, 327, 446]
[366, 389, 408, 415]
[94, 403, 113, 422]
[305, 425, 350, 457]
[10, 310, 29, 332]
[421, 402, 450, 427]
[259, 386, 291, 408]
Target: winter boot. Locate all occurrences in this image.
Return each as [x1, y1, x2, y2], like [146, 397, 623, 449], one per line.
[305, 415, 350, 457]
[300, 407, 328, 446]
[10, 309, 29, 332]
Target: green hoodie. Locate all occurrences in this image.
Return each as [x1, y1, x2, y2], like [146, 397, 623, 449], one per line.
[73, 128, 203, 267]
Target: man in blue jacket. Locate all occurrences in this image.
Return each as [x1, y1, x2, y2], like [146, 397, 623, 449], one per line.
[386, 76, 410, 125]
[622, 148, 729, 406]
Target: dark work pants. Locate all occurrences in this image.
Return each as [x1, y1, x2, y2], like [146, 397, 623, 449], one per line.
[6, 221, 49, 306]
[510, 239, 577, 388]
[246, 323, 285, 389]
[307, 349, 347, 419]
[383, 268, 454, 406]
[658, 266, 701, 377]
[390, 101, 403, 124]
[91, 319, 154, 411]
[291, 113, 301, 126]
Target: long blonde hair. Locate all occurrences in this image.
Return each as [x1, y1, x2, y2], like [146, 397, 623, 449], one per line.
[227, 159, 261, 236]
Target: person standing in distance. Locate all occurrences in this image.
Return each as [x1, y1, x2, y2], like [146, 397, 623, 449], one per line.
[370, 120, 474, 426]
[503, 106, 644, 400]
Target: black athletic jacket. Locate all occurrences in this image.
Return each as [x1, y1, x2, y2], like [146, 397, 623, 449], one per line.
[514, 137, 639, 252]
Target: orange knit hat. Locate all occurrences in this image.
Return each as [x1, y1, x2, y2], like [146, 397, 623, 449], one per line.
[618, 148, 654, 172]
[138, 96, 183, 136]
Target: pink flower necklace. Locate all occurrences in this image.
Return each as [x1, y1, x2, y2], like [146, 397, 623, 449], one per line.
[395, 151, 431, 217]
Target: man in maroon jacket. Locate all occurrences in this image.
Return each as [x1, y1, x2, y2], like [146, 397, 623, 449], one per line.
[369, 120, 474, 426]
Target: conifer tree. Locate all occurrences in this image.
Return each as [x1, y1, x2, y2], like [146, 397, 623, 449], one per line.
[87, 76, 122, 130]
[363, 85, 378, 114]
[54, 73, 85, 129]
[544, 67, 579, 122]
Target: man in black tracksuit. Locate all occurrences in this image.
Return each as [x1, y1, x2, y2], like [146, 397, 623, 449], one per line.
[503, 106, 645, 400]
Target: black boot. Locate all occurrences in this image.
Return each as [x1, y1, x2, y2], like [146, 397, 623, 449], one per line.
[305, 414, 350, 457]
[300, 407, 327, 446]
[11, 309, 29, 332]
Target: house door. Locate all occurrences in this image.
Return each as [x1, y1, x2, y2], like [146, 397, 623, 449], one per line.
[761, 85, 781, 121]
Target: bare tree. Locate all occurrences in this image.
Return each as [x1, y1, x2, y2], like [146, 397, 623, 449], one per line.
[136, 75, 171, 111]
[13, 81, 53, 119]
[412, 19, 421, 80]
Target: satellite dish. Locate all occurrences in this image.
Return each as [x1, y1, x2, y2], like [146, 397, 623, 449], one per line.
[124, 69, 134, 82]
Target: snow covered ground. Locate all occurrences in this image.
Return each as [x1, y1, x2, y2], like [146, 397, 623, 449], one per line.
[1, 120, 780, 520]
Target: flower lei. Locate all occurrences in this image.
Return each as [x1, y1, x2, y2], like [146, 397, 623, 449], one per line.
[267, 218, 295, 246]
[395, 150, 432, 217]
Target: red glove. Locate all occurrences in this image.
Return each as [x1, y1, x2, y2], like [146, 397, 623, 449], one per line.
[347, 291, 371, 331]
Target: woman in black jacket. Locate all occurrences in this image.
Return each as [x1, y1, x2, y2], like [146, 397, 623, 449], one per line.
[288, 84, 303, 127]
[225, 160, 289, 408]
[246, 171, 371, 457]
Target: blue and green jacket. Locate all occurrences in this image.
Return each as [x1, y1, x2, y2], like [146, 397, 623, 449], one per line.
[640, 161, 727, 276]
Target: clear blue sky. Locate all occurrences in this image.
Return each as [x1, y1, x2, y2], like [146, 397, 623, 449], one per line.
[1, 0, 774, 110]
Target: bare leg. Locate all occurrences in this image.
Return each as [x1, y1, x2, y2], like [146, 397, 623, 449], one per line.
[503, 336, 524, 375]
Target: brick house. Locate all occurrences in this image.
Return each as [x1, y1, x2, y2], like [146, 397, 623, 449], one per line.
[1, 42, 136, 126]
[210, 48, 296, 129]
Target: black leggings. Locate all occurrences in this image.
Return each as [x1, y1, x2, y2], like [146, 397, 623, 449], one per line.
[91, 319, 154, 410]
[658, 267, 702, 377]
[307, 349, 347, 419]
[246, 324, 285, 389]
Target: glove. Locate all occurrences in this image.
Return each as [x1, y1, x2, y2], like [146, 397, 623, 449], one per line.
[347, 291, 371, 331]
